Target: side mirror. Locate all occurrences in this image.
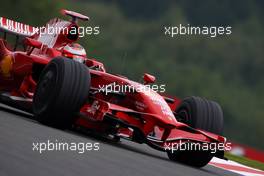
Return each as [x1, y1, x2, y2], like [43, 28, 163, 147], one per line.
[24, 37, 42, 55]
[24, 37, 42, 49]
[143, 73, 156, 85]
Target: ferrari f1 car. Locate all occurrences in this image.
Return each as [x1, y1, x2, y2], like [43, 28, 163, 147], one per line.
[0, 10, 226, 167]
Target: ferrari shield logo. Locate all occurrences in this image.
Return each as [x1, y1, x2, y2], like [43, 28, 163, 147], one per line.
[87, 100, 100, 115]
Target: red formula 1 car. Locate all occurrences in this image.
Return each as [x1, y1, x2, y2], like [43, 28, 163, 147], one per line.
[0, 10, 226, 167]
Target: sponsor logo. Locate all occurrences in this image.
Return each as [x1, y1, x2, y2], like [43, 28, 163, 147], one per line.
[0, 54, 13, 78]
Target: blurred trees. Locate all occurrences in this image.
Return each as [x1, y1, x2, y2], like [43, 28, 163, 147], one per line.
[0, 0, 63, 25]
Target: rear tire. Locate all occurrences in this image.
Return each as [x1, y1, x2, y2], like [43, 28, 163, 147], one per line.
[167, 96, 224, 167]
[33, 57, 90, 129]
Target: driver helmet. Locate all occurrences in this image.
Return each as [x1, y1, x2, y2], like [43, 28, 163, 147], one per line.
[62, 43, 87, 63]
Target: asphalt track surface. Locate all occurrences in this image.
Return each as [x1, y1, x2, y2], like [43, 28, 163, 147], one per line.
[0, 103, 241, 176]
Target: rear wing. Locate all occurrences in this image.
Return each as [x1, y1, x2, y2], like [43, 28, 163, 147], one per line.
[0, 17, 37, 37]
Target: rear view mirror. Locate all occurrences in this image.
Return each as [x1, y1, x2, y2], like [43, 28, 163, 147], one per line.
[24, 37, 42, 49]
[24, 37, 42, 55]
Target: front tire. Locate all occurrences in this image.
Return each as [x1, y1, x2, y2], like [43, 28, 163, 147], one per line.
[33, 57, 90, 129]
[167, 96, 224, 167]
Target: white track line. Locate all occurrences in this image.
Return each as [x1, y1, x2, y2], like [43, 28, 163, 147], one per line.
[209, 157, 264, 176]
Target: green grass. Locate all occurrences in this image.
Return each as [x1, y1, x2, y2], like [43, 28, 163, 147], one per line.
[225, 152, 264, 171]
